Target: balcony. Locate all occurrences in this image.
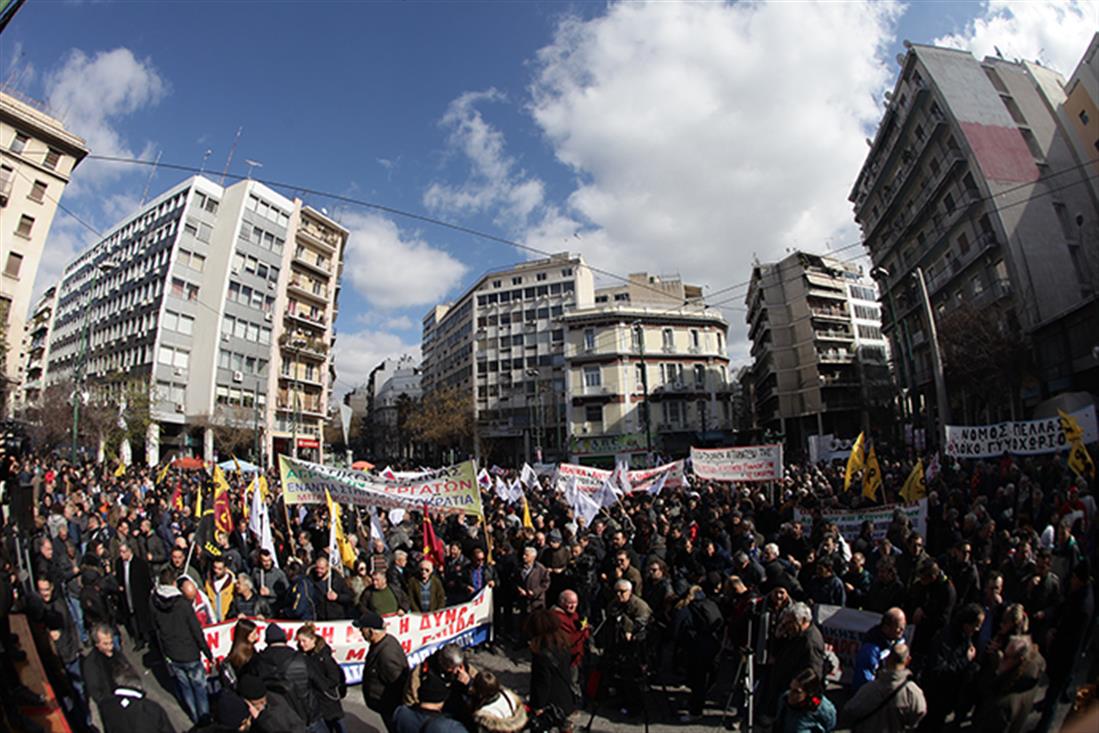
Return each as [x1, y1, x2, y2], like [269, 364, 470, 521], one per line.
[815, 328, 855, 342]
[297, 219, 342, 253]
[288, 277, 329, 303]
[285, 307, 327, 329]
[968, 278, 1012, 310]
[579, 383, 611, 397]
[292, 249, 331, 277]
[927, 230, 1000, 297]
[817, 349, 855, 364]
[810, 304, 849, 321]
[279, 370, 324, 387]
[872, 149, 965, 253]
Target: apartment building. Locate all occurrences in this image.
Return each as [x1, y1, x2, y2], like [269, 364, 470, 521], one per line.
[421, 253, 594, 464]
[849, 43, 1098, 420]
[562, 274, 730, 467]
[42, 175, 345, 464]
[0, 89, 88, 416]
[372, 357, 422, 462]
[746, 252, 891, 453]
[14, 284, 58, 413]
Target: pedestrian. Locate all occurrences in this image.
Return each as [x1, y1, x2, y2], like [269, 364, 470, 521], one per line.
[851, 607, 906, 690]
[974, 635, 1045, 733]
[150, 567, 214, 724]
[671, 583, 724, 722]
[918, 602, 985, 732]
[83, 622, 118, 712]
[115, 541, 154, 649]
[221, 618, 261, 689]
[774, 668, 837, 733]
[356, 610, 409, 733]
[253, 623, 325, 733]
[392, 671, 467, 733]
[296, 623, 347, 733]
[98, 656, 176, 733]
[842, 643, 927, 732]
[527, 608, 577, 721]
[238, 673, 305, 733]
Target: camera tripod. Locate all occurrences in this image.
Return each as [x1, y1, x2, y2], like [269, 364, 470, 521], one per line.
[583, 625, 661, 733]
[721, 607, 769, 732]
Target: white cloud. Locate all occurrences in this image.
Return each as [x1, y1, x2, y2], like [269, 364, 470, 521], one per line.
[520, 1, 901, 347]
[423, 89, 546, 229]
[332, 329, 421, 395]
[934, 1, 1097, 77]
[44, 47, 167, 186]
[341, 212, 468, 308]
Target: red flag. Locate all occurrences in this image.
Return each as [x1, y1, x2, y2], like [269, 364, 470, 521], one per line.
[422, 507, 445, 569]
[170, 480, 185, 512]
[213, 466, 233, 535]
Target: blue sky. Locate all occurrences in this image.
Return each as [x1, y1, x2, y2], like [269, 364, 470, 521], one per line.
[3, 1, 1096, 391]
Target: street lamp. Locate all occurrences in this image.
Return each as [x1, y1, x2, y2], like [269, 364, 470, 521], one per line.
[71, 258, 116, 463]
[911, 267, 950, 449]
[525, 368, 546, 462]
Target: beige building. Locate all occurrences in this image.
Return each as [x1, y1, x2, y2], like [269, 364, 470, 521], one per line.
[745, 252, 891, 453]
[13, 283, 58, 413]
[0, 89, 88, 415]
[421, 253, 594, 464]
[1061, 34, 1099, 195]
[563, 274, 731, 467]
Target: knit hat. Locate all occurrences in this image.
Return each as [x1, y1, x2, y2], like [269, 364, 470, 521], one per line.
[265, 624, 287, 644]
[548, 530, 563, 543]
[238, 675, 266, 701]
[420, 671, 451, 704]
[353, 610, 385, 630]
[217, 690, 251, 727]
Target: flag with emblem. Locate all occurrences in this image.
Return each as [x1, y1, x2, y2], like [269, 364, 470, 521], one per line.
[899, 459, 926, 504]
[862, 445, 883, 502]
[843, 432, 865, 492]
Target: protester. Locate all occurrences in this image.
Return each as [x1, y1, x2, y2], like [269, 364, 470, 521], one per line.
[356, 610, 409, 733]
[842, 643, 927, 732]
[392, 671, 466, 733]
[297, 623, 347, 733]
[774, 668, 837, 733]
[221, 618, 261, 689]
[407, 559, 446, 613]
[83, 622, 119, 713]
[98, 656, 177, 733]
[852, 607, 906, 690]
[527, 609, 576, 721]
[151, 567, 214, 724]
[254, 623, 325, 733]
[238, 673, 304, 733]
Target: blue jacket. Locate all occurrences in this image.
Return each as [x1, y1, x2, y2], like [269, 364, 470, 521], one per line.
[852, 625, 897, 691]
[775, 693, 836, 733]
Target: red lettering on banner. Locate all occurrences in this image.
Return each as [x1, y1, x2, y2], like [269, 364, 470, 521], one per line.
[399, 616, 411, 635]
[401, 639, 412, 654]
[205, 630, 220, 650]
[444, 608, 458, 624]
[344, 647, 367, 662]
[420, 616, 432, 631]
[319, 625, 335, 644]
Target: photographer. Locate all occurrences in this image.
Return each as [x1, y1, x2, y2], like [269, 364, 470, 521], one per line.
[671, 583, 723, 723]
[595, 579, 653, 717]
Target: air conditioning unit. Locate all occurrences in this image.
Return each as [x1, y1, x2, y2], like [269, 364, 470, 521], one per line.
[175, 403, 185, 412]
[173, 368, 184, 377]
[267, 281, 276, 290]
[264, 312, 272, 322]
[222, 333, 231, 342]
[232, 370, 243, 383]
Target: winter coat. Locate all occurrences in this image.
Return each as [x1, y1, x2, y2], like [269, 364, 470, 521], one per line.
[36, 591, 81, 664]
[252, 690, 305, 733]
[281, 577, 316, 620]
[973, 649, 1045, 733]
[392, 705, 468, 733]
[517, 562, 551, 611]
[255, 644, 321, 724]
[310, 570, 353, 620]
[150, 584, 212, 664]
[231, 592, 273, 618]
[774, 692, 837, 733]
[115, 555, 154, 633]
[842, 668, 927, 732]
[529, 644, 575, 716]
[671, 594, 724, 663]
[204, 571, 236, 623]
[472, 689, 528, 733]
[251, 566, 289, 605]
[306, 643, 346, 721]
[406, 573, 447, 612]
[80, 563, 121, 628]
[768, 624, 825, 716]
[361, 632, 410, 720]
[99, 687, 176, 733]
[82, 648, 115, 707]
[852, 625, 900, 691]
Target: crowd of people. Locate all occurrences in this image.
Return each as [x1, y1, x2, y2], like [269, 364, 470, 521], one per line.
[0, 445, 1097, 733]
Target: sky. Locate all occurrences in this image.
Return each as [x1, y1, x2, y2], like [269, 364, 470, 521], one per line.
[3, 0, 1097, 395]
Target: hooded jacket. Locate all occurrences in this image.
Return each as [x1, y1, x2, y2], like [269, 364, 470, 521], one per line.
[472, 689, 528, 733]
[255, 643, 321, 724]
[99, 687, 176, 733]
[150, 583, 212, 664]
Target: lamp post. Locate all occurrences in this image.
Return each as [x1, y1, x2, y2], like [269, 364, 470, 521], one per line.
[286, 337, 308, 459]
[71, 259, 115, 463]
[871, 266, 915, 442]
[913, 267, 950, 449]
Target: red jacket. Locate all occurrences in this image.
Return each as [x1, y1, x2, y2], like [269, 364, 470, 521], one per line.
[552, 606, 590, 668]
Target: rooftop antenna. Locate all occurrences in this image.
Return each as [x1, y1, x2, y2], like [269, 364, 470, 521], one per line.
[219, 126, 242, 185]
[994, 45, 1004, 59]
[139, 150, 162, 206]
[244, 159, 263, 179]
[198, 148, 213, 176]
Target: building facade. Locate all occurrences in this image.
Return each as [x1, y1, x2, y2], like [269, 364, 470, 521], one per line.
[40, 175, 345, 464]
[372, 357, 422, 462]
[0, 89, 88, 415]
[746, 252, 891, 453]
[563, 274, 731, 467]
[849, 43, 1099, 424]
[421, 253, 594, 464]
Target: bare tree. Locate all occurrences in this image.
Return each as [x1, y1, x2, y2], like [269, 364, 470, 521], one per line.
[192, 405, 259, 460]
[405, 385, 474, 462]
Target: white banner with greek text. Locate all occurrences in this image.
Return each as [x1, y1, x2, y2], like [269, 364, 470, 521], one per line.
[690, 445, 784, 482]
[795, 499, 927, 544]
[944, 405, 1097, 458]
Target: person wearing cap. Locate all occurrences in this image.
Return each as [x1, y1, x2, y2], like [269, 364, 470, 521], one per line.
[392, 670, 467, 733]
[539, 530, 570, 603]
[254, 623, 325, 732]
[237, 674, 304, 733]
[356, 609, 409, 733]
[98, 656, 176, 733]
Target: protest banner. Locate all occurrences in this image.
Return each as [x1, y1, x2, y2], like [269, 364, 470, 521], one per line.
[814, 604, 913, 684]
[944, 405, 1098, 458]
[279, 455, 483, 517]
[808, 434, 854, 464]
[690, 445, 783, 482]
[555, 461, 686, 493]
[795, 499, 928, 543]
[202, 588, 494, 684]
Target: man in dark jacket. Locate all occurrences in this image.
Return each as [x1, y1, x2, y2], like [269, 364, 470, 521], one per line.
[919, 602, 985, 732]
[516, 547, 551, 613]
[98, 656, 176, 733]
[672, 586, 724, 721]
[907, 558, 956, 664]
[1036, 560, 1095, 733]
[356, 610, 409, 733]
[310, 555, 353, 620]
[238, 673, 304, 733]
[116, 542, 154, 649]
[82, 622, 118, 715]
[150, 567, 213, 724]
[766, 601, 824, 718]
[254, 623, 325, 732]
[406, 559, 447, 613]
[32, 576, 92, 727]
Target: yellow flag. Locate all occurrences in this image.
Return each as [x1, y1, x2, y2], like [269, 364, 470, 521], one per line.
[195, 483, 203, 519]
[242, 477, 256, 522]
[1059, 409, 1085, 444]
[325, 489, 357, 569]
[522, 496, 534, 529]
[899, 459, 926, 504]
[156, 461, 171, 485]
[843, 432, 866, 492]
[114, 461, 126, 478]
[1069, 440, 1096, 480]
[232, 455, 242, 474]
[862, 445, 883, 501]
[258, 475, 270, 502]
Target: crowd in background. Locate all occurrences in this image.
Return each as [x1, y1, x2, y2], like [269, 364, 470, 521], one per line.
[0, 446, 1096, 733]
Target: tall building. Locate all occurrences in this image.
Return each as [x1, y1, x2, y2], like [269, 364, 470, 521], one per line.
[372, 357, 422, 462]
[421, 253, 594, 464]
[563, 273, 731, 467]
[1061, 34, 1099, 197]
[42, 175, 346, 464]
[0, 89, 88, 415]
[14, 284, 58, 414]
[746, 252, 891, 452]
[849, 43, 1099, 421]
[363, 354, 419, 460]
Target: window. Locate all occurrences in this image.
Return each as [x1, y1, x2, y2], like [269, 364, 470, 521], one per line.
[15, 214, 34, 237]
[29, 180, 46, 203]
[957, 232, 970, 254]
[492, 280, 501, 288]
[614, 293, 629, 302]
[197, 223, 213, 243]
[853, 304, 880, 320]
[694, 364, 705, 387]
[43, 148, 61, 170]
[971, 275, 984, 295]
[663, 401, 683, 425]
[4, 252, 23, 278]
[662, 362, 683, 384]
[583, 366, 602, 387]
[585, 404, 603, 424]
[584, 328, 595, 351]
[536, 272, 547, 281]
[512, 276, 522, 285]
[562, 268, 573, 277]
[10, 133, 28, 154]
[635, 363, 645, 390]
[1081, 109, 1090, 126]
[691, 330, 700, 349]
[662, 328, 674, 351]
[1019, 128, 1043, 160]
[551, 329, 564, 342]
[857, 324, 882, 339]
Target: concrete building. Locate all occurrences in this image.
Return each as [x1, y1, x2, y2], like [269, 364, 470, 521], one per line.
[849, 43, 1099, 422]
[0, 89, 88, 415]
[42, 174, 346, 464]
[1061, 34, 1099, 198]
[746, 252, 891, 453]
[563, 274, 730, 467]
[421, 253, 593, 464]
[14, 284, 58, 414]
[372, 357, 422, 462]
